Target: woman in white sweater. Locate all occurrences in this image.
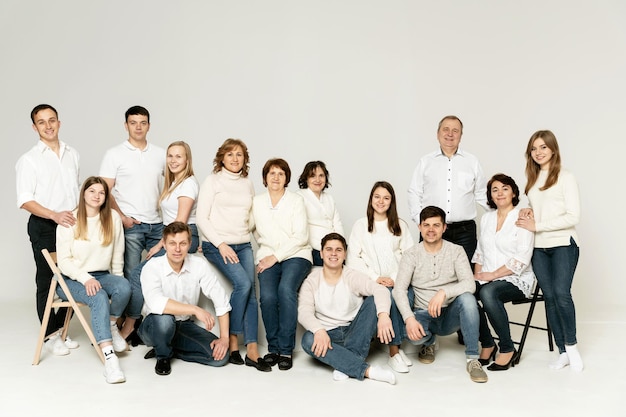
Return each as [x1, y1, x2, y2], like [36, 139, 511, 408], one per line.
[197, 139, 270, 372]
[252, 158, 312, 370]
[347, 181, 414, 373]
[516, 130, 583, 372]
[56, 176, 131, 383]
[297, 161, 343, 266]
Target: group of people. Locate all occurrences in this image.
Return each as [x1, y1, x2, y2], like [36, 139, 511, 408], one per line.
[16, 105, 583, 385]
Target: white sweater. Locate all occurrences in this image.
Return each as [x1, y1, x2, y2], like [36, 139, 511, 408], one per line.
[297, 188, 344, 251]
[56, 210, 125, 284]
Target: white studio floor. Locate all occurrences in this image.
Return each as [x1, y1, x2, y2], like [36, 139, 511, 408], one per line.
[1, 297, 624, 417]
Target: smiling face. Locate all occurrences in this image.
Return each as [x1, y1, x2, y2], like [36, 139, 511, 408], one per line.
[32, 108, 60, 143]
[84, 182, 106, 212]
[124, 114, 150, 143]
[418, 215, 446, 245]
[307, 167, 327, 197]
[371, 186, 392, 218]
[531, 137, 554, 170]
[437, 118, 462, 156]
[490, 180, 515, 210]
[166, 145, 188, 177]
[266, 165, 286, 192]
[222, 145, 244, 174]
[321, 239, 346, 269]
[165, 231, 191, 269]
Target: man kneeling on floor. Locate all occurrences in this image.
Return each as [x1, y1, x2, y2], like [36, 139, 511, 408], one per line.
[392, 206, 488, 383]
[139, 221, 231, 375]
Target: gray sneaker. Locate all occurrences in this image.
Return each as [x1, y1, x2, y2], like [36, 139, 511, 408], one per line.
[418, 344, 436, 364]
[467, 359, 488, 383]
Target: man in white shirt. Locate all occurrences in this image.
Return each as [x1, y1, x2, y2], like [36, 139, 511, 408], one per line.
[138, 222, 231, 376]
[16, 104, 80, 356]
[99, 106, 165, 279]
[408, 115, 488, 263]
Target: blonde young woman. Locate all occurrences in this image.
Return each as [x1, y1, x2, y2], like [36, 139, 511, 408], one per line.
[124, 141, 199, 341]
[347, 181, 414, 374]
[56, 176, 131, 383]
[516, 130, 583, 372]
[197, 139, 271, 372]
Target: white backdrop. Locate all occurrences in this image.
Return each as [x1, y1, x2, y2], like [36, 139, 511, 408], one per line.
[2, 1, 624, 322]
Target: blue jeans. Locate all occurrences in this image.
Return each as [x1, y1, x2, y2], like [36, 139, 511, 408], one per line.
[138, 314, 228, 366]
[123, 222, 164, 279]
[203, 241, 258, 345]
[406, 292, 480, 358]
[387, 287, 405, 346]
[259, 257, 311, 355]
[56, 272, 131, 344]
[532, 238, 579, 353]
[301, 296, 378, 380]
[476, 281, 525, 353]
[311, 249, 323, 267]
[126, 224, 198, 319]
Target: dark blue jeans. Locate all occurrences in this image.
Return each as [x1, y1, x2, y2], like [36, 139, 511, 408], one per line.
[258, 257, 311, 355]
[302, 296, 378, 380]
[532, 238, 579, 353]
[28, 215, 66, 335]
[122, 222, 164, 279]
[476, 281, 525, 353]
[138, 314, 228, 366]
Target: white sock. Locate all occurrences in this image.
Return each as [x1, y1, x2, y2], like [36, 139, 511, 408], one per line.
[367, 365, 396, 385]
[332, 370, 349, 381]
[549, 352, 570, 370]
[565, 345, 584, 372]
[102, 345, 115, 360]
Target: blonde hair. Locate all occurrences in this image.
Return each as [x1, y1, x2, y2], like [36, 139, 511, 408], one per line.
[160, 141, 195, 203]
[524, 130, 562, 195]
[75, 177, 114, 246]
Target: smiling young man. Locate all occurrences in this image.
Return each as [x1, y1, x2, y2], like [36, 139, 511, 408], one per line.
[16, 104, 81, 356]
[138, 222, 231, 376]
[392, 206, 488, 383]
[298, 233, 397, 384]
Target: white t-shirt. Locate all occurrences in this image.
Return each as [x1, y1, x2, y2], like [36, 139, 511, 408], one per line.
[160, 176, 199, 225]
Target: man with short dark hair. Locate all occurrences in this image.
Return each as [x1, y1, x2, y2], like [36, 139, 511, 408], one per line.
[392, 206, 487, 383]
[139, 222, 231, 376]
[16, 104, 81, 356]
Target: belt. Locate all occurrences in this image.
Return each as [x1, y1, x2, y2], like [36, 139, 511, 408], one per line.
[446, 220, 475, 228]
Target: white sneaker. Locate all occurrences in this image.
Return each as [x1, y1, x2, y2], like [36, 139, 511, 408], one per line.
[388, 353, 410, 373]
[103, 354, 126, 384]
[110, 324, 128, 352]
[64, 336, 79, 349]
[332, 370, 349, 381]
[45, 333, 70, 356]
[398, 349, 412, 366]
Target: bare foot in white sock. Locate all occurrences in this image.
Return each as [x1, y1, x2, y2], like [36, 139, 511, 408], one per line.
[333, 370, 349, 381]
[366, 365, 396, 385]
[549, 352, 570, 370]
[565, 345, 584, 372]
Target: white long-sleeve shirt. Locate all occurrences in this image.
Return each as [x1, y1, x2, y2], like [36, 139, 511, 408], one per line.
[297, 188, 344, 251]
[56, 210, 125, 284]
[407, 148, 488, 224]
[141, 254, 231, 322]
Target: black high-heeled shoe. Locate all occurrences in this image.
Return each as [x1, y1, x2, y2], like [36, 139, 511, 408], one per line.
[487, 349, 519, 371]
[478, 346, 498, 366]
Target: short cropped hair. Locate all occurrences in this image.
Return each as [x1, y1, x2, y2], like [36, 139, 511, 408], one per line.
[262, 158, 291, 187]
[163, 221, 191, 241]
[419, 206, 446, 224]
[437, 115, 463, 133]
[321, 232, 347, 251]
[125, 105, 150, 122]
[30, 104, 58, 123]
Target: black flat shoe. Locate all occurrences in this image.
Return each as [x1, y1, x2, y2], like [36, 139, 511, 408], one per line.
[278, 355, 293, 371]
[245, 355, 272, 372]
[155, 358, 171, 375]
[229, 351, 244, 365]
[478, 346, 497, 366]
[487, 350, 519, 371]
[144, 348, 156, 359]
[263, 352, 280, 367]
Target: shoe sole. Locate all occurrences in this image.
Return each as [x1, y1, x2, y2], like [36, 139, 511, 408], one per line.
[471, 376, 488, 383]
[418, 357, 434, 364]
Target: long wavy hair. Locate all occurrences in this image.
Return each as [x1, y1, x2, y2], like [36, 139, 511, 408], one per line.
[524, 130, 562, 195]
[75, 176, 114, 246]
[160, 141, 195, 203]
[366, 181, 401, 236]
